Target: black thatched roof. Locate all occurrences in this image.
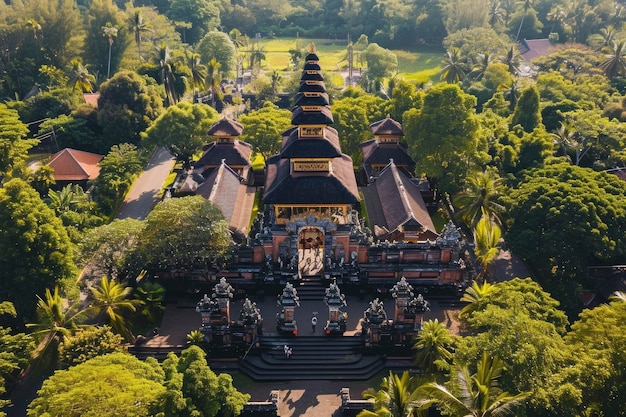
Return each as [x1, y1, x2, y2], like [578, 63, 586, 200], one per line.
[208, 118, 244, 136]
[360, 139, 415, 179]
[298, 81, 326, 93]
[196, 141, 252, 167]
[294, 92, 330, 107]
[362, 161, 435, 238]
[370, 117, 404, 136]
[280, 127, 342, 158]
[263, 155, 360, 204]
[291, 106, 334, 125]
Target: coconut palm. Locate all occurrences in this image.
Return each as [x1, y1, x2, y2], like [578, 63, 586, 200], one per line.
[468, 52, 491, 82]
[186, 51, 206, 101]
[487, 0, 506, 28]
[413, 319, 455, 376]
[206, 57, 222, 108]
[28, 287, 87, 368]
[86, 276, 143, 341]
[514, 0, 534, 41]
[502, 47, 521, 75]
[599, 39, 626, 79]
[102, 22, 118, 79]
[128, 9, 153, 60]
[588, 26, 617, 52]
[415, 352, 531, 417]
[360, 371, 422, 417]
[158, 42, 179, 106]
[67, 59, 96, 93]
[473, 210, 502, 281]
[270, 69, 282, 97]
[453, 170, 505, 231]
[459, 280, 494, 319]
[440, 47, 467, 83]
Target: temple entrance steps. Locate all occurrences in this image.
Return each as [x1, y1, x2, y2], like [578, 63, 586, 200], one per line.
[240, 335, 386, 381]
[295, 276, 326, 301]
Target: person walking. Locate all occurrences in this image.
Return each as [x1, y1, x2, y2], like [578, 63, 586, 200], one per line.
[311, 315, 318, 333]
[287, 347, 292, 359]
[284, 344, 289, 357]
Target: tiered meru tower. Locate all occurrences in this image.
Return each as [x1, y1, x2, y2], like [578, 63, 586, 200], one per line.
[262, 45, 361, 277]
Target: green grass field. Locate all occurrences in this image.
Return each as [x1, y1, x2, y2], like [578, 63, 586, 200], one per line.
[256, 37, 444, 84]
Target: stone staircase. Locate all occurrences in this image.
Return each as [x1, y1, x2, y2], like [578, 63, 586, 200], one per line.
[240, 335, 386, 381]
[295, 277, 327, 301]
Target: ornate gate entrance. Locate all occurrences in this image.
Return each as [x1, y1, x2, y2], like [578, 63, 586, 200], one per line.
[298, 227, 324, 277]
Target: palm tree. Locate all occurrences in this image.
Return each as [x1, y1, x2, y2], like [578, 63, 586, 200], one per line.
[270, 69, 282, 98]
[502, 47, 521, 75]
[515, 0, 534, 41]
[440, 47, 466, 83]
[487, 0, 505, 28]
[86, 276, 143, 341]
[473, 210, 502, 281]
[413, 319, 455, 376]
[501, 80, 519, 111]
[546, 6, 566, 35]
[453, 170, 505, 231]
[27, 287, 87, 368]
[128, 9, 153, 60]
[67, 58, 96, 93]
[551, 122, 590, 165]
[415, 352, 531, 417]
[206, 58, 222, 108]
[102, 22, 118, 79]
[599, 39, 626, 79]
[459, 280, 494, 319]
[158, 42, 179, 106]
[469, 52, 491, 82]
[361, 371, 422, 417]
[186, 51, 206, 101]
[588, 26, 617, 52]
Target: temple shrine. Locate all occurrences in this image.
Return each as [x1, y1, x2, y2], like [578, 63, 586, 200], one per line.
[165, 44, 468, 298]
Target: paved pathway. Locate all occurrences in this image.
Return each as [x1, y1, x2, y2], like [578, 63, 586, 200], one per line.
[116, 147, 176, 220]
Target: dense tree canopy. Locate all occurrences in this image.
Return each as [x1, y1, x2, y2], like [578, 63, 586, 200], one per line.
[27, 353, 166, 417]
[239, 102, 292, 159]
[137, 196, 233, 271]
[503, 163, 626, 288]
[142, 101, 218, 167]
[0, 179, 78, 318]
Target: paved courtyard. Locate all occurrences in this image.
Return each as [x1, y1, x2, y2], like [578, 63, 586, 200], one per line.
[144, 290, 459, 417]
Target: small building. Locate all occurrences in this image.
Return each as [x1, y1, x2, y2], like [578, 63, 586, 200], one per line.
[359, 117, 415, 184]
[47, 148, 103, 187]
[362, 160, 437, 243]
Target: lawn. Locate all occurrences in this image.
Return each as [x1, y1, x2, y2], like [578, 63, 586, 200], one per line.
[255, 37, 443, 84]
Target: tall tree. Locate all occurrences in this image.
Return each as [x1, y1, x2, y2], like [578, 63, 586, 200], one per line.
[360, 371, 422, 417]
[137, 196, 233, 273]
[167, 0, 220, 45]
[510, 85, 541, 132]
[27, 287, 87, 368]
[239, 102, 292, 159]
[473, 210, 502, 281]
[27, 353, 166, 417]
[142, 101, 218, 168]
[0, 302, 34, 417]
[197, 31, 237, 74]
[128, 8, 153, 60]
[157, 43, 180, 106]
[102, 22, 118, 79]
[67, 59, 96, 93]
[85, 276, 143, 341]
[0, 104, 34, 177]
[156, 346, 250, 416]
[97, 70, 163, 147]
[453, 169, 505, 230]
[0, 179, 78, 318]
[599, 39, 626, 79]
[440, 47, 467, 84]
[415, 352, 531, 417]
[413, 319, 455, 376]
[405, 83, 484, 195]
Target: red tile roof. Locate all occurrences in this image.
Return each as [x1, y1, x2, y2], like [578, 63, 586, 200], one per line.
[48, 148, 103, 181]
